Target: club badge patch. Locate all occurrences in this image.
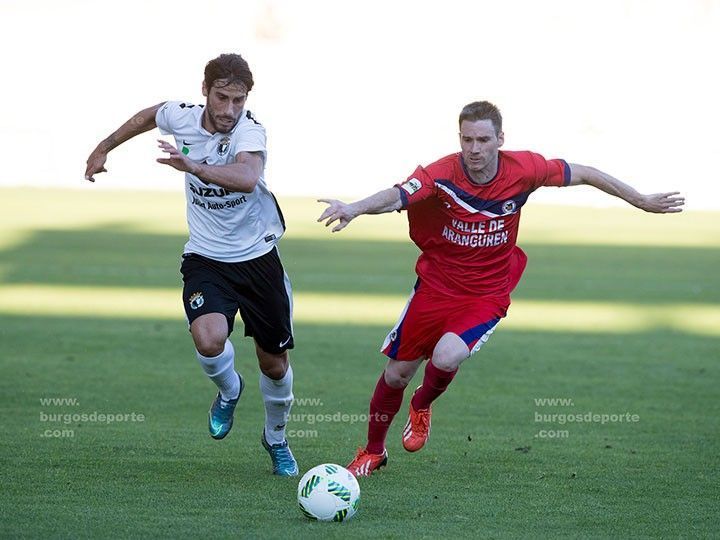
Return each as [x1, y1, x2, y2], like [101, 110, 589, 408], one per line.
[400, 178, 422, 195]
[216, 136, 231, 157]
[502, 200, 517, 214]
[189, 292, 204, 310]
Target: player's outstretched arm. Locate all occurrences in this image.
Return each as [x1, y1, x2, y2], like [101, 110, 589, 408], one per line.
[568, 163, 685, 213]
[84, 102, 166, 182]
[317, 188, 403, 232]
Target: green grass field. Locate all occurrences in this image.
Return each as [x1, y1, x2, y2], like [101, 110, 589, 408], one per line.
[1, 187, 718, 538]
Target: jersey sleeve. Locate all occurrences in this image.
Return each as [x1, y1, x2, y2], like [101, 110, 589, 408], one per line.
[395, 165, 437, 208]
[528, 152, 571, 189]
[231, 111, 267, 159]
[230, 120, 267, 162]
[155, 101, 181, 135]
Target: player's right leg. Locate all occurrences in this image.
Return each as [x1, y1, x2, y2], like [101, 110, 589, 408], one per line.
[181, 254, 243, 440]
[190, 313, 244, 440]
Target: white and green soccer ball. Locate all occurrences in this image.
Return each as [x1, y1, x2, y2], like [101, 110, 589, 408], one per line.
[297, 463, 360, 522]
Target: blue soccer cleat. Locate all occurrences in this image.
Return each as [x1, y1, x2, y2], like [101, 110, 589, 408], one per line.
[261, 430, 299, 476]
[208, 374, 244, 440]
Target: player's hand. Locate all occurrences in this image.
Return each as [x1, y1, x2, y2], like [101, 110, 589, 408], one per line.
[635, 192, 685, 213]
[84, 149, 108, 182]
[317, 199, 356, 232]
[156, 140, 195, 173]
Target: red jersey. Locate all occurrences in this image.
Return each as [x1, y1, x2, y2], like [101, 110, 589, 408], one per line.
[396, 150, 570, 297]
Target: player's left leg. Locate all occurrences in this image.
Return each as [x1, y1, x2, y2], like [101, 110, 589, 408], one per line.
[403, 304, 504, 452]
[403, 333, 467, 452]
[230, 247, 298, 476]
[256, 343, 298, 476]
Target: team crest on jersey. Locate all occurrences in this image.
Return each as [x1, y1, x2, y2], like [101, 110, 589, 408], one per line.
[502, 200, 517, 214]
[189, 292, 204, 310]
[216, 136, 231, 157]
[401, 178, 422, 195]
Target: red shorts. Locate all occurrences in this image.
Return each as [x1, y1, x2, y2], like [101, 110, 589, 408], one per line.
[381, 247, 527, 361]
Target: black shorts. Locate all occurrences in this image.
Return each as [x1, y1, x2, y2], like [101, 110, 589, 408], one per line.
[180, 247, 294, 354]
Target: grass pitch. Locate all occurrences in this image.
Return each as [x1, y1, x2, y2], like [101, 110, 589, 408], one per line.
[1, 188, 718, 538]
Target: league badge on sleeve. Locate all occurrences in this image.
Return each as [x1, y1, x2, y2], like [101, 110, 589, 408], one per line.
[401, 178, 422, 195]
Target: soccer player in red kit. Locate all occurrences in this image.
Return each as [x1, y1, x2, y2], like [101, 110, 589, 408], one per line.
[317, 101, 684, 477]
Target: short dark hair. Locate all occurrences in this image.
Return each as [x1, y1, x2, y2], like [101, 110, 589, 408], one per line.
[459, 101, 502, 135]
[204, 53, 254, 92]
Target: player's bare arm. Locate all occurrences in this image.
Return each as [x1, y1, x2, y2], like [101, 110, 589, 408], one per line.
[568, 163, 685, 213]
[156, 141, 262, 193]
[84, 102, 166, 182]
[317, 187, 403, 233]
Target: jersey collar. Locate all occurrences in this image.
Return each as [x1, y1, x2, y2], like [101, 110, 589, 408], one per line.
[459, 152, 502, 187]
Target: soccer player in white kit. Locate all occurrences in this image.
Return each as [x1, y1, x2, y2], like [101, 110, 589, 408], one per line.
[84, 53, 298, 476]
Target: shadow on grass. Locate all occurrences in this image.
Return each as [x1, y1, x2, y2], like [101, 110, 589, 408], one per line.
[2, 225, 718, 303]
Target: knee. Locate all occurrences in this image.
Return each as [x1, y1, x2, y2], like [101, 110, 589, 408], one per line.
[262, 362, 288, 380]
[430, 333, 469, 371]
[191, 314, 229, 357]
[195, 339, 225, 358]
[193, 329, 226, 357]
[258, 349, 289, 380]
[431, 348, 461, 372]
[384, 368, 413, 389]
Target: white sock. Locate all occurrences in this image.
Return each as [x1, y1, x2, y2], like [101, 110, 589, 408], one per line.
[196, 340, 241, 401]
[260, 364, 294, 445]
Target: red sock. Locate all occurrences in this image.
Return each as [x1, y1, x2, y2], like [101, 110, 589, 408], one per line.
[411, 361, 458, 411]
[366, 373, 405, 454]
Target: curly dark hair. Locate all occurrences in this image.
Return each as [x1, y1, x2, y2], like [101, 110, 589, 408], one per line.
[204, 53, 254, 92]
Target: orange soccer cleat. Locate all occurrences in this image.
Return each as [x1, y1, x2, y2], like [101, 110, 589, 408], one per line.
[346, 447, 388, 477]
[402, 387, 432, 452]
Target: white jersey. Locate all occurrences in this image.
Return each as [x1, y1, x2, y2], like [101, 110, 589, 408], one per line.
[156, 101, 285, 262]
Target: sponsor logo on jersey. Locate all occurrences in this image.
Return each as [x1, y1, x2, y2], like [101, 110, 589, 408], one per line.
[189, 292, 204, 310]
[502, 200, 517, 214]
[400, 178, 422, 195]
[217, 136, 231, 157]
[189, 183, 232, 198]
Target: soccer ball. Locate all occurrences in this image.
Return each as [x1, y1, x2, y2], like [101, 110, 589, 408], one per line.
[297, 463, 360, 522]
